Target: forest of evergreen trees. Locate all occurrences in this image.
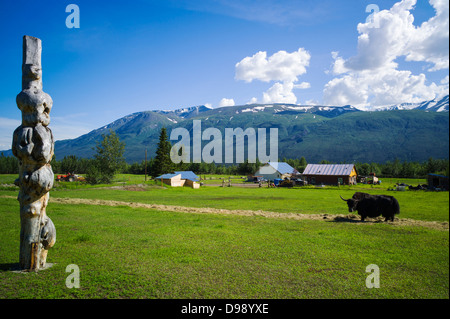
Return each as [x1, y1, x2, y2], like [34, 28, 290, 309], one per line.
[1, 152, 448, 179]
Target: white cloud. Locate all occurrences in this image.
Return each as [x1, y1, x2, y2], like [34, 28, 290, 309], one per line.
[323, 75, 368, 106]
[262, 82, 298, 104]
[405, 0, 449, 71]
[305, 99, 319, 105]
[324, 67, 447, 107]
[294, 81, 311, 89]
[236, 48, 311, 104]
[330, 51, 348, 75]
[324, 0, 449, 107]
[260, 81, 311, 104]
[235, 48, 310, 83]
[219, 98, 235, 107]
[343, 0, 417, 72]
[347, 0, 449, 72]
[246, 97, 258, 104]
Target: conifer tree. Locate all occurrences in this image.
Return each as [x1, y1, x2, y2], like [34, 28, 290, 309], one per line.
[152, 127, 174, 177]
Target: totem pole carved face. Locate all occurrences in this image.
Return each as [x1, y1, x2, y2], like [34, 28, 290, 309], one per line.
[19, 197, 43, 218]
[22, 64, 42, 83]
[13, 69, 54, 164]
[18, 165, 54, 200]
[40, 215, 56, 249]
[12, 124, 54, 164]
[16, 90, 53, 127]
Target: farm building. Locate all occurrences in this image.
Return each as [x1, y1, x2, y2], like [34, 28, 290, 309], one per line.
[302, 164, 357, 185]
[175, 171, 200, 189]
[155, 173, 185, 187]
[427, 174, 449, 191]
[175, 171, 200, 182]
[254, 162, 298, 181]
[156, 171, 200, 188]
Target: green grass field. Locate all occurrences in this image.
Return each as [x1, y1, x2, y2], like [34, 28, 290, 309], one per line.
[0, 174, 448, 299]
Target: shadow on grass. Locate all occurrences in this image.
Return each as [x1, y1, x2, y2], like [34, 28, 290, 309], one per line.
[329, 215, 389, 224]
[330, 216, 364, 223]
[0, 263, 21, 272]
[0, 262, 55, 272]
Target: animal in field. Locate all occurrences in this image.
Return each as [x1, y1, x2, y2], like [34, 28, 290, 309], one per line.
[408, 184, 427, 191]
[340, 192, 400, 222]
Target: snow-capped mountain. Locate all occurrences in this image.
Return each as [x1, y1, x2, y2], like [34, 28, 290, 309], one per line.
[158, 105, 214, 118]
[157, 103, 361, 119]
[375, 95, 449, 112]
[157, 95, 449, 120]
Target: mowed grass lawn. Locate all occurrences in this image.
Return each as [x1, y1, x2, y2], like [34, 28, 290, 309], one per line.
[49, 182, 450, 222]
[0, 175, 448, 298]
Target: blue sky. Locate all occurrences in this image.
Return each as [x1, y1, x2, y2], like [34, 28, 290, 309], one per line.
[0, 0, 448, 150]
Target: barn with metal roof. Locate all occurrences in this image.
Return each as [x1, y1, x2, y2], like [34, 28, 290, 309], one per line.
[174, 171, 199, 182]
[155, 171, 200, 188]
[302, 164, 357, 185]
[155, 173, 185, 187]
[254, 162, 298, 181]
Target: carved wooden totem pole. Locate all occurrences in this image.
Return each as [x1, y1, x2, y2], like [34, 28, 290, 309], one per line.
[12, 35, 56, 271]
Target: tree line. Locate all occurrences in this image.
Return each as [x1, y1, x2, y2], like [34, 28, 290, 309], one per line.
[0, 130, 126, 185]
[1, 127, 448, 181]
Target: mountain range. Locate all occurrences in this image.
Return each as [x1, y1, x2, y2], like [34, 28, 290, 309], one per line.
[374, 95, 449, 112]
[2, 95, 449, 164]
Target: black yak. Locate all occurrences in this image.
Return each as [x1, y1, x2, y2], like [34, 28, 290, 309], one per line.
[340, 193, 400, 222]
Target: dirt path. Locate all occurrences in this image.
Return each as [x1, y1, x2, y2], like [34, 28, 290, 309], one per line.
[2, 195, 447, 230]
[52, 197, 450, 231]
